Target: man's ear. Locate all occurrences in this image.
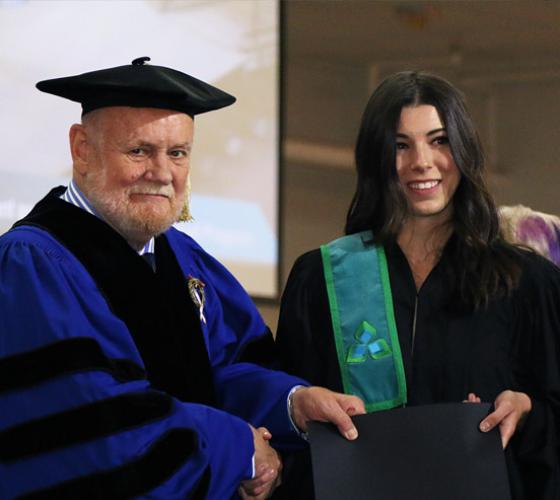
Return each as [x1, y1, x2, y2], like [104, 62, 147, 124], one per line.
[69, 124, 90, 176]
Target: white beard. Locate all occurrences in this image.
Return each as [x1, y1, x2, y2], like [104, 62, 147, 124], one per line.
[84, 168, 185, 248]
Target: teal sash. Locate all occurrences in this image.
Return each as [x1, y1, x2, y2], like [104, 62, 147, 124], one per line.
[320, 231, 407, 412]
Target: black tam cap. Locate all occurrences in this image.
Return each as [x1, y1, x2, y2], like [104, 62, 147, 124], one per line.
[36, 57, 236, 117]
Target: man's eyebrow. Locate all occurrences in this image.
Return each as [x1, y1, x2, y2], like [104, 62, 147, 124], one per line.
[124, 141, 192, 150]
[124, 140, 153, 147]
[396, 128, 447, 139]
[168, 143, 192, 154]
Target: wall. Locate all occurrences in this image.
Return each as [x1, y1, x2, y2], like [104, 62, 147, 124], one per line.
[256, 3, 560, 330]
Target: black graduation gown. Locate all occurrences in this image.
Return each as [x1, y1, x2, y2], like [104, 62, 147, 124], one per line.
[274, 239, 560, 500]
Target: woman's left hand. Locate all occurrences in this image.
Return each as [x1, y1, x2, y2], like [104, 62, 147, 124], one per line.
[478, 390, 532, 449]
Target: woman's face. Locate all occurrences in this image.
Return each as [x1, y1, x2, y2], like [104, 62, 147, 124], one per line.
[395, 104, 461, 222]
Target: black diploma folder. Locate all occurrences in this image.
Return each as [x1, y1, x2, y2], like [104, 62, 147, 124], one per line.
[309, 403, 511, 500]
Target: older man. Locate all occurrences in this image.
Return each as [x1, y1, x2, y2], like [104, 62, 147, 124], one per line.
[0, 58, 364, 499]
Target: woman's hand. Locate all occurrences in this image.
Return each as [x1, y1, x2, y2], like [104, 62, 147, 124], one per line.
[464, 392, 481, 403]
[478, 390, 532, 449]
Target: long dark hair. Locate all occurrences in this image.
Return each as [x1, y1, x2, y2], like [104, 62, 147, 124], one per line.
[345, 71, 520, 309]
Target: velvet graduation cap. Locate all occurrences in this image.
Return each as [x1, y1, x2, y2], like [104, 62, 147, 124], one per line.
[36, 57, 236, 117]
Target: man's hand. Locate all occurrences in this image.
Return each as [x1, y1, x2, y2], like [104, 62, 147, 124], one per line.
[291, 386, 366, 440]
[239, 425, 281, 500]
[478, 390, 532, 449]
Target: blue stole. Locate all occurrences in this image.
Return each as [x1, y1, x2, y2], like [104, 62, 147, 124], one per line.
[320, 231, 407, 412]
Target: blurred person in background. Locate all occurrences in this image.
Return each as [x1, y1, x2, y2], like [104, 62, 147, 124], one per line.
[500, 204, 560, 267]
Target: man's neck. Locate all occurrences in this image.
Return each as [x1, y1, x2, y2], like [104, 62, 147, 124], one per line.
[64, 179, 154, 254]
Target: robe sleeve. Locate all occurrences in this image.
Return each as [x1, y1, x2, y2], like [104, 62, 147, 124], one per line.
[166, 229, 309, 449]
[510, 253, 560, 498]
[0, 229, 254, 500]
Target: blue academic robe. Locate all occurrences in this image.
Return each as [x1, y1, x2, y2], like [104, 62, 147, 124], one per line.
[0, 190, 305, 499]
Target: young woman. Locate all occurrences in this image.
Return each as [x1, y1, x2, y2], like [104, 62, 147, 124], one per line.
[275, 71, 560, 499]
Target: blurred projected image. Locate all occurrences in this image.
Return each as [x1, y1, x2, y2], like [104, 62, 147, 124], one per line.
[0, 0, 279, 297]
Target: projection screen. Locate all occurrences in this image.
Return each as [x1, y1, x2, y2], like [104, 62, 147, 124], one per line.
[0, 0, 280, 298]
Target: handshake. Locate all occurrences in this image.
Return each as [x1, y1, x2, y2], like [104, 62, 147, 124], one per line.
[239, 386, 365, 499]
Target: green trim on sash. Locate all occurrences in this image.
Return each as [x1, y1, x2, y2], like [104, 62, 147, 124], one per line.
[320, 231, 407, 412]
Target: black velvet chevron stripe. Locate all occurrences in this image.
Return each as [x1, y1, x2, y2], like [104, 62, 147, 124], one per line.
[17, 429, 206, 500]
[0, 391, 172, 462]
[236, 327, 277, 367]
[0, 337, 146, 394]
[14, 187, 216, 406]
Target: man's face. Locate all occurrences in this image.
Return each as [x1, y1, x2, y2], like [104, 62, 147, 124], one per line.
[78, 107, 193, 247]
